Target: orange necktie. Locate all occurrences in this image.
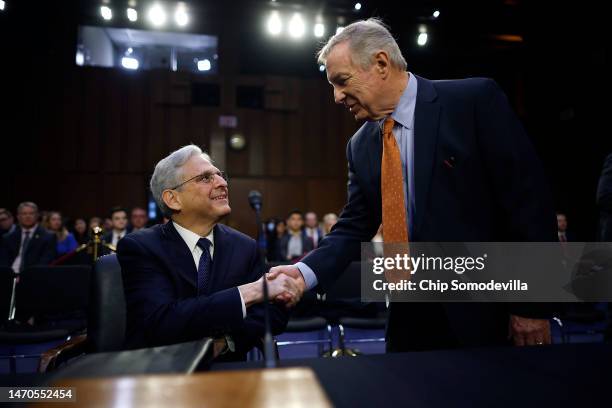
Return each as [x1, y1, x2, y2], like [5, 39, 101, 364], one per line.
[381, 117, 410, 283]
[381, 117, 409, 244]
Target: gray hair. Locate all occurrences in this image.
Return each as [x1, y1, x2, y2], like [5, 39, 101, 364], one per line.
[150, 145, 212, 217]
[17, 201, 39, 214]
[317, 18, 407, 71]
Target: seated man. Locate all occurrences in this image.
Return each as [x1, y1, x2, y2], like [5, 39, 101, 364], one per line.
[117, 145, 296, 360]
[103, 207, 129, 248]
[0, 201, 56, 273]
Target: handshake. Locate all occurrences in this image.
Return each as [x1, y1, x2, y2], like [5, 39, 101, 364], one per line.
[249, 265, 306, 308]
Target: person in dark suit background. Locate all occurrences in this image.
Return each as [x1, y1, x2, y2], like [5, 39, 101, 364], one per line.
[102, 207, 128, 248]
[303, 211, 323, 248]
[117, 145, 296, 360]
[269, 18, 557, 351]
[556, 212, 576, 242]
[277, 210, 314, 262]
[0, 208, 16, 236]
[0, 201, 56, 273]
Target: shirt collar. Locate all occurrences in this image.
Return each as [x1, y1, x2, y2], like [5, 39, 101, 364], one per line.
[379, 71, 418, 130]
[173, 221, 215, 252]
[22, 224, 38, 235]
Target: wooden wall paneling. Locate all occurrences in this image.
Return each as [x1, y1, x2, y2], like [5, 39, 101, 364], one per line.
[59, 71, 81, 173]
[246, 109, 265, 176]
[79, 68, 102, 173]
[301, 78, 323, 177]
[14, 175, 55, 212]
[146, 72, 167, 171]
[125, 75, 146, 173]
[166, 106, 189, 152]
[102, 174, 148, 214]
[102, 70, 123, 173]
[225, 110, 249, 176]
[306, 178, 347, 217]
[189, 107, 214, 152]
[265, 112, 285, 176]
[223, 177, 266, 237]
[58, 174, 101, 219]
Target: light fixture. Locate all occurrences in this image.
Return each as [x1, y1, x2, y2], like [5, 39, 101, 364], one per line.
[197, 59, 211, 71]
[288, 13, 305, 38]
[0, 1, 5, 11]
[336, 26, 344, 34]
[148, 4, 167, 27]
[433, 10, 440, 18]
[175, 4, 188, 27]
[354, 3, 362, 11]
[100, 6, 112, 20]
[267, 11, 282, 36]
[314, 22, 325, 38]
[228, 134, 247, 151]
[121, 57, 139, 70]
[417, 32, 428, 46]
[76, 50, 85, 66]
[127, 8, 138, 22]
[319, 64, 325, 72]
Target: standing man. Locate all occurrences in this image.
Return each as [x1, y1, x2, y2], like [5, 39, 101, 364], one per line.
[270, 18, 557, 351]
[0, 209, 16, 236]
[118, 145, 294, 360]
[0, 202, 56, 273]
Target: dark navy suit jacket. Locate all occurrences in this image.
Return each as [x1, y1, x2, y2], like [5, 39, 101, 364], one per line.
[0, 225, 56, 269]
[301, 75, 558, 350]
[117, 222, 289, 358]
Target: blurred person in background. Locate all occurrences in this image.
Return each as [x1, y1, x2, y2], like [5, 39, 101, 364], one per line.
[303, 211, 323, 249]
[73, 218, 90, 245]
[0, 208, 16, 236]
[103, 207, 129, 247]
[130, 207, 149, 232]
[45, 211, 78, 257]
[322, 212, 338, 237]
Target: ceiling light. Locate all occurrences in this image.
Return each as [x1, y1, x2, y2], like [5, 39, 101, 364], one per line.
[100, 6, 112, 20]
[0, 1, 6, 11]
[197, 59, 211, 71]
[148, 4, 167, 27]
[417, 32, 428, 46]
[127, 8, 138, 22]
[121, 57, 139, 70]
[354, 3, 362, 11]
[314, 23, 325, 38]
[433, 10, 440, 18]
[336, 26, 344, 34]
[267, 11, 282, 36]
[175, 5, 188, 27]
[288, 13, 305, 38]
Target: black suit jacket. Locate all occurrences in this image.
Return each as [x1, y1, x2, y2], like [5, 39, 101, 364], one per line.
[301, 75, 557, 350]
[597, 153, 612, 241]
[278, 233, 314, 262]
[0, 225, 56, 270]
[117, 222, 289, 359]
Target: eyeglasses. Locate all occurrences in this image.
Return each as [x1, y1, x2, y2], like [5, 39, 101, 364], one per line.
[169, 170, 228, 190]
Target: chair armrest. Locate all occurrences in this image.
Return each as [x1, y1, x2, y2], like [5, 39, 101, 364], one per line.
[38, 334, 88, 373]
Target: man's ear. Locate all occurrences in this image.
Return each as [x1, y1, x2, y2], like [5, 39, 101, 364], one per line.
[374, 50, 390, 78]
[162, 190, 182, 213]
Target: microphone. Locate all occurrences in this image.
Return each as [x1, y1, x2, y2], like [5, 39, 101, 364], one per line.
[248, 190, 262, 212]
[248, 190, 276, 368]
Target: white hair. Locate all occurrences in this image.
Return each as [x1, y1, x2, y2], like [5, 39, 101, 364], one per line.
[317, 18, 407, 71]
[150, 145, 211, 217]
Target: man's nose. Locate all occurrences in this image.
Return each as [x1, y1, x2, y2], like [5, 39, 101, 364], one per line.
[213, 174, 228, 188]
[333, 88, 345, 105]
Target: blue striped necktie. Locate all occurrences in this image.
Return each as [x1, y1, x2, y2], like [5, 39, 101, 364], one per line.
[196, 238, 212, 295]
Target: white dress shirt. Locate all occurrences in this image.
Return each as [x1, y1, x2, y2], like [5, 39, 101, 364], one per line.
[173, 221, 246, 318]
[12, 224, 38, 274]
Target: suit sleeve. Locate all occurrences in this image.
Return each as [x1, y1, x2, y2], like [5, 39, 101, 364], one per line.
[300, 138, 380, 292]
[118, 235, 245, 347]
[39, 234, 57, 265]
[476, 79, 558, 319]
[230, 240, 290, 355]
[597, 154, 612, 211]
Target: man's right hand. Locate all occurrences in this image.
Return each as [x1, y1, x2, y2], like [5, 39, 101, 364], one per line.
[267, 265, 306, 307]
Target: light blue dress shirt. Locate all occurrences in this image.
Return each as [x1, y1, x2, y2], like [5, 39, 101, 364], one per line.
[297, 72, 418, 290]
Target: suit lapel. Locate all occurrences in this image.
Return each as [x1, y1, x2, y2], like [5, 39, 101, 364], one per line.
[210, 224, 234, 291]
[161, 222, 198, 288]
[413, 75, 440, 238]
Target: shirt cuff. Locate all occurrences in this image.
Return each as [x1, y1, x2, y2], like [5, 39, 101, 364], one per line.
[295, 262, 318, 290]
[237, 288, 246, 318]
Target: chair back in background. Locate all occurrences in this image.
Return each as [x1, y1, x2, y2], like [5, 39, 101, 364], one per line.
[16, 265, 91, 317]
[1, 267, 15, 322]
[88, 254, 125, 353]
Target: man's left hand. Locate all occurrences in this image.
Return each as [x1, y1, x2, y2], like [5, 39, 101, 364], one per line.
[509, 315, 551, 346]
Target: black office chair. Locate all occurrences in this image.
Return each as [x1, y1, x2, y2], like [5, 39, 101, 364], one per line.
[0, 265, 91, 373]
[44, 254, 216, 376]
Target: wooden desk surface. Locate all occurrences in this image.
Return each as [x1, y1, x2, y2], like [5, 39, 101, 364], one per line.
[43, 367, 331, 408]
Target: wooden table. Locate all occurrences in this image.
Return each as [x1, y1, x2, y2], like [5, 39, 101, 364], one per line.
[43, 367, 331, 408]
